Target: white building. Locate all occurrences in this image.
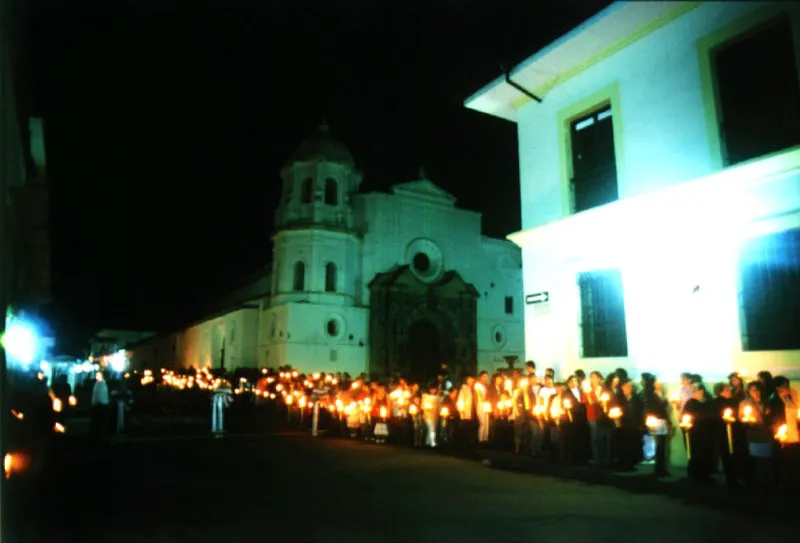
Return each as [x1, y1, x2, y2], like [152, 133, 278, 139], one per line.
[466, 1, 800, 382]
[131, 122, 524, 383]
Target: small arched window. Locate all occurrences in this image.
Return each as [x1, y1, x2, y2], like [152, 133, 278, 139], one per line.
[325, 262, 337, 292]
[293, 261, 306, 291]
[301, 178, 313, 204]
[324, 178, 338, 205]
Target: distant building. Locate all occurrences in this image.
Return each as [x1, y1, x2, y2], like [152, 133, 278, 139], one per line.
[466, 1, 800, 380]
[89, 329, 156, 358]
[131, 123, 524, 382]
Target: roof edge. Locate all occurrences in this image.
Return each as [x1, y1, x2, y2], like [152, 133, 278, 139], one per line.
[463, 1, 626, 109]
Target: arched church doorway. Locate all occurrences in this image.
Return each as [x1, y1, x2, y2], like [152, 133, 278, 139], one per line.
[406, 320, 441, 386]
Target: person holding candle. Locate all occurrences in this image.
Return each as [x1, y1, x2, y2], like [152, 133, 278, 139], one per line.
[681, 381, 715, 483]
[474, 372, 491, 447]
[510, 375, 529, 456]
[641, 373, 670, 478]
[739, 381, 774, 490]
[456, 374, 477, 454]
[773, 376, 799, 486]
[539, 373, 557, 455]
[712, 381, 742, 487]
[615, 378, 643, 472]
[582, 371, 611, 466]
[421, 383, 441, 448]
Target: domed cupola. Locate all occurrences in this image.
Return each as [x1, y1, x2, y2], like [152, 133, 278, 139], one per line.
[275, 120, 363, 231]
[281, 121, 355, 172]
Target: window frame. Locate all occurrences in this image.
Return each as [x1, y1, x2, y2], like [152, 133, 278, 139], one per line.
[697, 5, 800, 171]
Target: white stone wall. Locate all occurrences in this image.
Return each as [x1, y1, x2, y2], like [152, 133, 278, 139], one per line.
[471, 237, 525, 374]
[271, 228, 360, 306]
[131, 307, 259, 370]
[259, 302, 369, 375]
[511, 2, 800, 380]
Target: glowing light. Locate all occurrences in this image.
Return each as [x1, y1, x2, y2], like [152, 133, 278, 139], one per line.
[775, 424, 788, 442]
[109, 350, 127, 372]
[1, 319, 39, 366]
[11, 410, 24, 420]
[439, 406, 449, 418]
[679, 414, 693, 429]
[52, 398, 63, 413]
[68, 396, 77, 407]
[379, 406, 388, 419]
[722, 407, 735, 423]
[4, 454, 12, 478]
[54, 422, 66, 433]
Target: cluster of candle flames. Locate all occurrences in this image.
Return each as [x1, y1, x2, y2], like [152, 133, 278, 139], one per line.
[5, 392, 75, 479]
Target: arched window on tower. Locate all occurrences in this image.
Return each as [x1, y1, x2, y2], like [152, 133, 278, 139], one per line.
[293, 261, 306, 291]
[325, 262, 337, 292]
[301, 178, 313, 204]
[324, 178, 338, 205]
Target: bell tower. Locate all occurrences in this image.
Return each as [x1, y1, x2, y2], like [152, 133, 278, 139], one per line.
[274, 121, 362, 231]
[270, 121, 362, 306]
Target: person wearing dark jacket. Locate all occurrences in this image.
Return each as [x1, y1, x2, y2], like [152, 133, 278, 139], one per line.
[641, 373, 670, 477]
[682, 382, 716, 482]
[712, 381, 743, 487]
[614, 378, 643, 471]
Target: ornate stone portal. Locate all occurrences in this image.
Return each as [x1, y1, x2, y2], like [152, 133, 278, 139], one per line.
[368, 266, 479, 385]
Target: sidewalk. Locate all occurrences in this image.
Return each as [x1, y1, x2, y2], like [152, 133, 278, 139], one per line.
[471, 448, 796, 518]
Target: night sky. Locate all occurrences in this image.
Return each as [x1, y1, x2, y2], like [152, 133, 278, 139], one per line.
[24, 0, 611, 352]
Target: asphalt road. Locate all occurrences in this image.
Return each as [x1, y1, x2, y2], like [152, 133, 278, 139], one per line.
[6, 432, 795, 543]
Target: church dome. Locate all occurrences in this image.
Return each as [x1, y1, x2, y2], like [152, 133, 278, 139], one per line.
[283, 121, 355, 170]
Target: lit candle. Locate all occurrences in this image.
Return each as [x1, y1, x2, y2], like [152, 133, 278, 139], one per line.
[722, 407, 735, 454]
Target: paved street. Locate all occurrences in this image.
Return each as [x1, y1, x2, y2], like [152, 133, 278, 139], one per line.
[6, 429, 795, 543]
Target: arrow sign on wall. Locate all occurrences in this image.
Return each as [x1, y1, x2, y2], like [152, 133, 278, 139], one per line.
[525, 292, 550, 305]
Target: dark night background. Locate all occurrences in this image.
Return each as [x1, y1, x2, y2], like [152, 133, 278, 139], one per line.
[22, 0, 611, 353]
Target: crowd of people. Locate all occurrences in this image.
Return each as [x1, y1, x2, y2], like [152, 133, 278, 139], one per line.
[261, 362, 800, 490]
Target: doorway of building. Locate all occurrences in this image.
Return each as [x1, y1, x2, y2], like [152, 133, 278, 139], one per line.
[406, 320, 441, 386]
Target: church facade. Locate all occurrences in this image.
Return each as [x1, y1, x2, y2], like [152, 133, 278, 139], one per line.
[131, 124, 524, 383]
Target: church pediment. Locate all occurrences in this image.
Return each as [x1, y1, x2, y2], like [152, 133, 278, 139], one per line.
[391, 179, 457, 206]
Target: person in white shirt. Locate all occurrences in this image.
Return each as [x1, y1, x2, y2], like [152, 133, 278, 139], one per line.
[91, 371, 110, 441]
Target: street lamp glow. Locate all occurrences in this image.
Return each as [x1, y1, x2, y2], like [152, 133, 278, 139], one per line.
[109, 350, 127, 372]
[1, 320, 39, 366]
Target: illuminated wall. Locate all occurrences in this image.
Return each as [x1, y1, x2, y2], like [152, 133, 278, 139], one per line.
[132, 307, 259, 370]
[507, 2, 800, 380]
[258, 302, 369, 376]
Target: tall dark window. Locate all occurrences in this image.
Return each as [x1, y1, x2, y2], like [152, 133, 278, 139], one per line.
[292, 261, 306, 291]
[325, 262, 337, 292]
[324, 178, 338, 205]
[713, 15, 800, 166]
[578, 269, 628, 357]
[504, 296, 513, 315]
[570, 106, 618, 213]
[739, 229, 800, 351]
[301, 178, 313, 203]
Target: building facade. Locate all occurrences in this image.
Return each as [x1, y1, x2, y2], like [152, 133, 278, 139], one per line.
[466, 1, 800, 381]
[131, 124, 524, 382]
